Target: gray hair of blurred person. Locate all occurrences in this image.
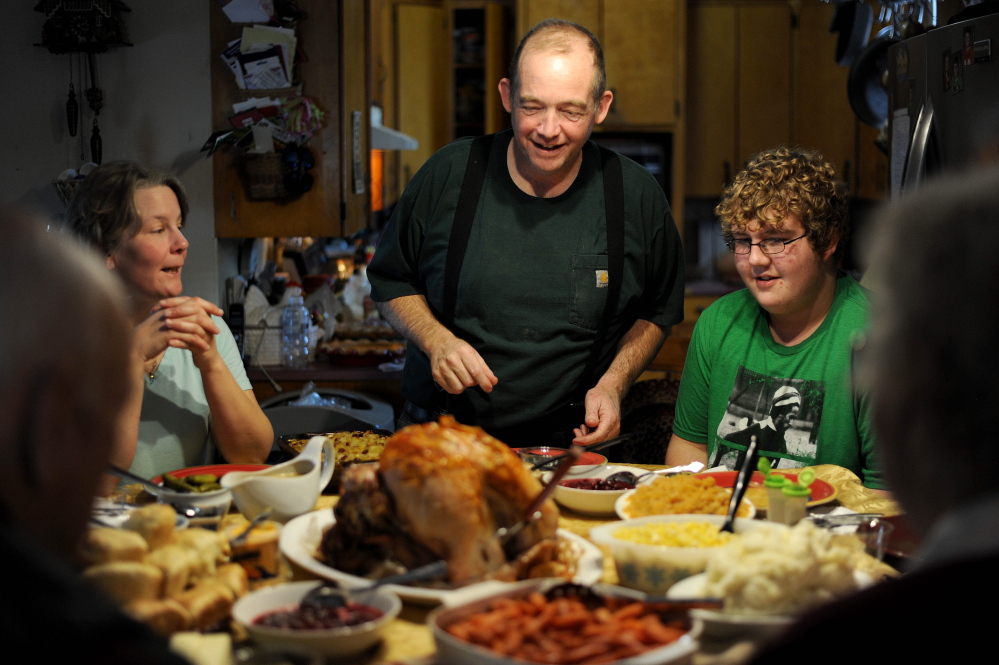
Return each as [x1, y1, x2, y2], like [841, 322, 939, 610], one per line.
[66, 160, 189, 257]
[859, 167, 999, 533]
[0, 209, 132, 559]
[508, 18, 606, 106]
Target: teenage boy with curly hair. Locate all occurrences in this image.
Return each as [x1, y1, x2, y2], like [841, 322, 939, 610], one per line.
[666, 147, 886, 492]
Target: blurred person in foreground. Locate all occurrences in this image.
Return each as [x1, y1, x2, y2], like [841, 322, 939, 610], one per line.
[0, 210, 187, 663]
[665, 147, 886, 492]
[67, 161, 272, 489]
[749, 167, 999, 660]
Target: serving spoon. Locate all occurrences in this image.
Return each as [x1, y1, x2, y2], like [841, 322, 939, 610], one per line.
[720, 435, 759, 533]
[498, 445, 583, 552]
[528, 434, 633, 471]
[107, 463, 165, 496]
[229, 507, 274, 547]
[106, 464, 211, 519]
[603, 461, 706, 487]
[303, 560, 449, 608]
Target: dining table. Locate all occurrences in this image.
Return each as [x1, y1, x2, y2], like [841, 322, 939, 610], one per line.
[277, 463, 901, 665]
[114, 462, 903, 665]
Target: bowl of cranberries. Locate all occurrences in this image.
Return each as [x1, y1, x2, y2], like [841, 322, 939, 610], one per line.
[551, 464, 649, 516]
[233, 581, 401, 658]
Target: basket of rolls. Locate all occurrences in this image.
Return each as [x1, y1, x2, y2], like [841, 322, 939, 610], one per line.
[79, 504, 250, 635]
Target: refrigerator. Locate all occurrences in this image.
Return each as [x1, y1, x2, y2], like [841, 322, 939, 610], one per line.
[888, 12, 999, 198]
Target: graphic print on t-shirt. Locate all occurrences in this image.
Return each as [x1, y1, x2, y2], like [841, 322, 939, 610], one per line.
[709, 367, 823, 470]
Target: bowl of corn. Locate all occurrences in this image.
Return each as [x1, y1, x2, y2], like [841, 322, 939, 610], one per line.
[590, 514, 765, 594]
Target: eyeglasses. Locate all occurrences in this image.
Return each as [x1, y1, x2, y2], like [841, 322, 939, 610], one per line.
[726, 233, 808, 255]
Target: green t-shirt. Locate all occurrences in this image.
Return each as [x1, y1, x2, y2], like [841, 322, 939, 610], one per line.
[368, 130, 685, 431]
[672, 273, 884, 489]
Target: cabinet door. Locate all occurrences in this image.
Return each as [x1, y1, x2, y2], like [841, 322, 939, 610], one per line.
[603, 0, 682, 127]
[737, 3, 793, 165]
[341, 0, 371, 237]
[795, 1, 858, 188]
[516, 0, 599, 39]
[686, 3, 737, 196]
[396, 3, 449, 189]
[211, 0, 347, 238]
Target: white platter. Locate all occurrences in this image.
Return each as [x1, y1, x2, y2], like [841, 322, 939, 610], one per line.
[279, 509, 603, 605]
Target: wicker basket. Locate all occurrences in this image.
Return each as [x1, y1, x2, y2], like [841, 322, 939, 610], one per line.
[245, 322, 282, 366]
[245, 321, 322, 366]
[53, 178, 84, 207]
[241, 153, 288, 200]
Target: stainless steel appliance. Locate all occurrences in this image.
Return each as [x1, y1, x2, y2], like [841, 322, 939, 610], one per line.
[888, 11, 999, 197]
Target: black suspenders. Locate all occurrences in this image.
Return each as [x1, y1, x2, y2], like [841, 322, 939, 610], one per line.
[436, 133, 626, 414]
[442, 133, 495, 329]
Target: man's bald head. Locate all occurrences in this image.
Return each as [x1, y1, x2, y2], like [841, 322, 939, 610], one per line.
[508, 18, 607, 106]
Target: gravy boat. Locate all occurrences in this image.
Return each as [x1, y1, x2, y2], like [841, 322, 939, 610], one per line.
[221, 435, 335, 523]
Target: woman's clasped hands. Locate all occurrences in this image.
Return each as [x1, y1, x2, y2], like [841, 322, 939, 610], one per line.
[135, 296, 226, 371]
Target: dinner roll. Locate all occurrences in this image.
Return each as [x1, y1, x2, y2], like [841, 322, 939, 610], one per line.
[78, 526, 148, 566]
[122, 504, 177, 550]
[83, 561, 163, 603]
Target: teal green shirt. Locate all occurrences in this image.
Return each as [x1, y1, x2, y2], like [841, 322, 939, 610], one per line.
[369, 130, 684, 430]
[131, 316, 250, 478]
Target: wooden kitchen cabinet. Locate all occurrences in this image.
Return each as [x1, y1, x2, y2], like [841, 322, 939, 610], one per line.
[376, 0, 509, 198]
[516, 0, 685, 130]
[795, 0, 857, 187]
[210, 0, 371, 238]
[686, 1, 793, 197]
[385, 1, 449, 195]
[686, 0, 885, 200]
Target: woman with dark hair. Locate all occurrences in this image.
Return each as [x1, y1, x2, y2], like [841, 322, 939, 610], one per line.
[68, 161, 272, 483]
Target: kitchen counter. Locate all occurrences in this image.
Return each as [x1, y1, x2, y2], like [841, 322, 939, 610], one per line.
[247, 364, 404, 416]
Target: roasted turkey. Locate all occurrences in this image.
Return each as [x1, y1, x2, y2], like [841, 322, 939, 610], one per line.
[320, 416, 561, 586]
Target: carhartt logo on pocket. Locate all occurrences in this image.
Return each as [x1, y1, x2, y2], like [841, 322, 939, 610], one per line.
[595, 270, 608, 288]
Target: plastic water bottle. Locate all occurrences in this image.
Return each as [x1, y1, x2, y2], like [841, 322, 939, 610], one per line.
[280, 287, 311, 368]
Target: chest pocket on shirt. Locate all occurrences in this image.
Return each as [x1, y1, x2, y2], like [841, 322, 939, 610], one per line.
[569, 254, 609, 330]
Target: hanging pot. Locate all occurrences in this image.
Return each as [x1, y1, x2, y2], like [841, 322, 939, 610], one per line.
[847, 35, 899, 128]
[831, 0, 874, 67]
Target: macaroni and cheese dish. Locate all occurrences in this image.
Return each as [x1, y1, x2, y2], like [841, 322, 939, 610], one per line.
[623, 474, 751, 518]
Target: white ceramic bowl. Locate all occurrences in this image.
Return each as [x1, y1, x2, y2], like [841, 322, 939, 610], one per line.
[155, 487, 232, 519]
[589, 514, 765, 594]
[152, 464, 269, 518]
[232, 581, 401, 658]
[429, 578, 699, 665]
[551, 464, 649, 516]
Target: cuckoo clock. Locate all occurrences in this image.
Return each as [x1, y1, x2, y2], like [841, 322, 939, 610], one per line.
[35, 1, 132, 167]
[34, 0, 132, 54]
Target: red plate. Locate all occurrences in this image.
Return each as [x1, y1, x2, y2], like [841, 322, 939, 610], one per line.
[882, 514, 921, 561]
[696, 470, 838, 507]
[512, 447, 608, 467]
[151, 463, 270, 485]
